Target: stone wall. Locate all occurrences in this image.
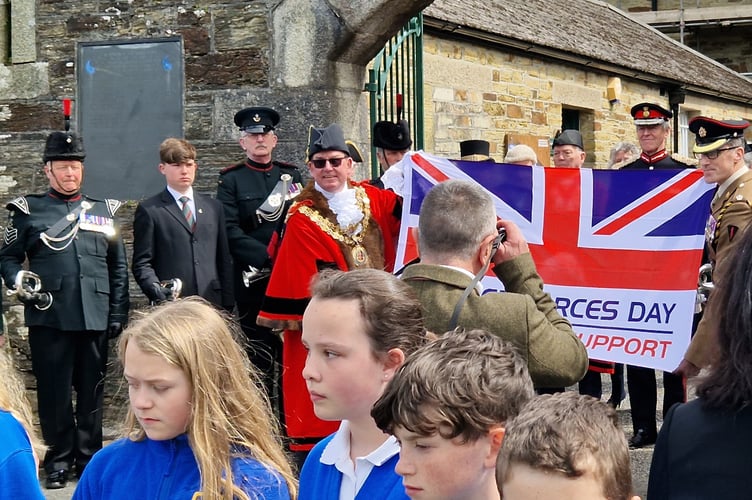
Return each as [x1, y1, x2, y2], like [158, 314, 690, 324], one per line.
[421, 33, 752, 168]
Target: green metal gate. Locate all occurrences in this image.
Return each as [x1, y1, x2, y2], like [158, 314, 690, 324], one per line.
[366, 14, 424, 179]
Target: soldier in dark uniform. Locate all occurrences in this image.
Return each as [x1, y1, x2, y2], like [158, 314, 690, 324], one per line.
[216, 106, 303, 410]
[0, 131, 129, 489]
[371, 119, 412, 191]
[676, 117, 752, 377]
[618, 102, 698, 448]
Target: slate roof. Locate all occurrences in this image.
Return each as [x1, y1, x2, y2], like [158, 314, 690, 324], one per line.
[424, 0, 752, 104]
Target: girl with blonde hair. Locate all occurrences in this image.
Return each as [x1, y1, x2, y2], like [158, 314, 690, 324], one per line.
[73, 297, 296, 499]
[0, 346, 46, 498]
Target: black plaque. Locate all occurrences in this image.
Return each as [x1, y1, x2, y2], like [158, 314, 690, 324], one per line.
[78, 38, 183, 200]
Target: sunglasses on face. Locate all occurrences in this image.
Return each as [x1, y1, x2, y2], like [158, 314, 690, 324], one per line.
[310, 157, 348, 169]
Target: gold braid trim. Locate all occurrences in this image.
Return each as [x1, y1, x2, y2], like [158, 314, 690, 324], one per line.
[297, 186, 374, 268]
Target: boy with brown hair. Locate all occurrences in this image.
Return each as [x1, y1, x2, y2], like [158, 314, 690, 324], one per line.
[372, 328, 535, 500]
[497, 391, 640, 500]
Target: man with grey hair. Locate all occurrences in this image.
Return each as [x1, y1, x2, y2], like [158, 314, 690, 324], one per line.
[607, 141, 640, 169]
[401, 179, 588, 389]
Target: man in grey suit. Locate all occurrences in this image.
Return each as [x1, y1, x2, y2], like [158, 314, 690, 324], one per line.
[132, 138, 233, 309]
[401, 179, 587, 389]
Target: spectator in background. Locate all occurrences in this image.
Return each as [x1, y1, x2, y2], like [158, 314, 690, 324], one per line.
[459, 140, 495, 162]
[648, 221, 752, 499]
[132, 138, 233, 309]
[552, 130, 586, 168]
[503, 144, 538, 166]
[607, 141, 640, 169]
[372, 120, 412, 192]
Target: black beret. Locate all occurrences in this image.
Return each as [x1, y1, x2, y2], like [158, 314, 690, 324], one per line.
[689, 116, 749, 154]
[373, 120, 412, 151]
[307, 124, 350, 160]
[234, 106, 280, 133]
[630, 103, 672, 125]
[43, 132, 86, 163]
[552, 130, 584, 150]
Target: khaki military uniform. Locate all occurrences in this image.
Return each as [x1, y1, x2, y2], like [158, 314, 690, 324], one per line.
[685, 169, 752, 367]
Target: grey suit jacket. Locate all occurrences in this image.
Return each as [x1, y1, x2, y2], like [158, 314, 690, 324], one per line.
[402, 253, 588, 388]
[132, 189, 234, 309]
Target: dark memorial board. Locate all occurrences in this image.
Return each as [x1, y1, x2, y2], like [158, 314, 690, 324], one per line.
[78, 38, 183, 200]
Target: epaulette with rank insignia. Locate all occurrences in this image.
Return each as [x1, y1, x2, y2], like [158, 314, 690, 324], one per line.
[6, 196, 30, 215]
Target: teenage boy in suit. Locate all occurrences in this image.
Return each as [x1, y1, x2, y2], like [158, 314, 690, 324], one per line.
[132, 138, 233, 309]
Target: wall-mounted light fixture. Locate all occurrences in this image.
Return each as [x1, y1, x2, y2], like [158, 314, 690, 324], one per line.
[607, 77, 622, 104]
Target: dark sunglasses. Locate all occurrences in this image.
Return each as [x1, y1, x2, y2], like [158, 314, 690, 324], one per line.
[310, 156, 348, 169]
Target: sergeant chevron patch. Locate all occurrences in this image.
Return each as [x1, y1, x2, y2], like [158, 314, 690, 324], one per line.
[106, 198, 123, 216]
[4, 225, 17, 245]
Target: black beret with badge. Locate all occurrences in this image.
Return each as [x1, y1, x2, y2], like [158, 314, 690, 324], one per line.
[630, 102, 673, 126]
[552, 129, 584, 150]
[373, 120, 412, 151]
[43, 131, 86, 163]
[306, 124, 350, 160]
[688, 116, 750, 154]
[234, 106, 280, 134]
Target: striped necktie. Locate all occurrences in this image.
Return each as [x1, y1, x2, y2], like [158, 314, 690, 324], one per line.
[179, 196, 196, 231]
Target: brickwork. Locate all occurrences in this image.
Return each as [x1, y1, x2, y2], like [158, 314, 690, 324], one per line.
[422, 34, 752, 168]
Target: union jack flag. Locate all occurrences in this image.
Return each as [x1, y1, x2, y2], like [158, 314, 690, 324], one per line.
[397, 151, 713, 371]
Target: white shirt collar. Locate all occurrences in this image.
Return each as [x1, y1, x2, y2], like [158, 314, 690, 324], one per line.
[166, 185, 194, 204]
[439, 265, 484, 294]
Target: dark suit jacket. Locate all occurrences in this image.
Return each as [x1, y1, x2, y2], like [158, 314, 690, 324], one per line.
[648, 399, 752, 499]
[132, 189, 233, 309]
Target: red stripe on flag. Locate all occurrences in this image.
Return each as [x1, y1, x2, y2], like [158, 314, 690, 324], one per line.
[532, 168, 702, 290]
[412, 153, 451, 182]
[594, 172, 698, 236]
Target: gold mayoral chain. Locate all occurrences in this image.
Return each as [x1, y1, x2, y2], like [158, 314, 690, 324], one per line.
[298, 187, 372, 267]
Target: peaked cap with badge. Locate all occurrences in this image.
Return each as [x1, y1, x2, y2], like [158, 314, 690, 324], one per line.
[306, 124, 350, 160]
[689, 116, 750, 154]
[234, 106, 280, 134]
[43, 131, 86, 163]
[372, 120, 412, 151]
[552, 130, 584, 150]
[683, 116, 752, 370]
[631, 103, 673, 126]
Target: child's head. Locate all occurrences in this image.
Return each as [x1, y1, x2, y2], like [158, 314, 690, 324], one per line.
[497, 392, 638, 500]
[371, 328, 535, 499]
[119, 297, 296, 500]
[301, 268, 427, 423]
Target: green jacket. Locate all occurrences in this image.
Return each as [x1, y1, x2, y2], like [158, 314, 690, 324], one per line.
[402, 253, 588, 388]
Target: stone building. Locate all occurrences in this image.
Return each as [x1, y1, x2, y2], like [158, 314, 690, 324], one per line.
[421, 0, 752, 167]
[1, 0, 752, 425]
